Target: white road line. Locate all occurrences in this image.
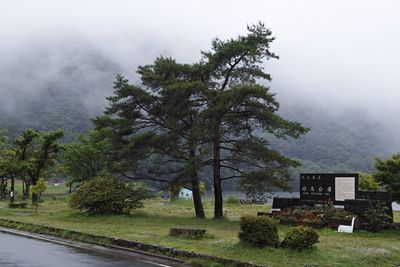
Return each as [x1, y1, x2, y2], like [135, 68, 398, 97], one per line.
[142, 260, 172, 267]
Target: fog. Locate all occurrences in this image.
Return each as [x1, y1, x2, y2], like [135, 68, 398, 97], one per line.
[0, 0, 399, 150]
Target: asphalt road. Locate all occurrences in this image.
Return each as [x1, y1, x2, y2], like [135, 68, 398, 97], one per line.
[0, 231, 183, 267]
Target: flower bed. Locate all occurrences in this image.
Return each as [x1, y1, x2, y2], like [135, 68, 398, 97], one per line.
[268, 206, 360, 229]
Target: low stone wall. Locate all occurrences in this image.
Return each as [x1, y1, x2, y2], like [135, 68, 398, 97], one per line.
[0, 218, 267, 267]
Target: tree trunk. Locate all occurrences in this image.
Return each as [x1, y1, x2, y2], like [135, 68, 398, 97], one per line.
[191, 173, 205, 218]
[189, 141, 205, 219]
[9, 174, 15, 204]
[32, 193, 38, 204]
[31, 177, 37, 204]
[23, 179, 30, 200]
[69, 182, 73, 194]
[0, 177, 6, 199]
[213, 132, 223, 219]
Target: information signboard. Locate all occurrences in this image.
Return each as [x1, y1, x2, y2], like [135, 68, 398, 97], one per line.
[300, 173, 359, 205]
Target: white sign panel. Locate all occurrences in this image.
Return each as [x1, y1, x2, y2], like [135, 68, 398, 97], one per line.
[335, 177, 356, 201]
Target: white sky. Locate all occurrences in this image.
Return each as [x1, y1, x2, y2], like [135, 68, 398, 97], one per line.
[1, 0, 399, 122]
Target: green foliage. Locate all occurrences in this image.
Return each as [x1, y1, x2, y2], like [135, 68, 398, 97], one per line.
[31, 178, 47, 199]
[0, 146, 26, 178]
[0, 128, 64, 201]
[238, 215, 279, 247]
[374, 154, 400, 203]
[359, 172, 380, 191]
[31, 177, 47, 211]
[316, 203, 352, 221]
[14, 128, 64, 185]
[282, 226, 319, 250]
[70, 176, 149, 215]
[0, 130, 8, 149]
[363, 202, 392, 232]
[62, 131, 110, 188]
[225, 195, 240, 205]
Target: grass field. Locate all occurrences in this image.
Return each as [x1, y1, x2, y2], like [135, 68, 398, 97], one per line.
[0, 186, 399, 267]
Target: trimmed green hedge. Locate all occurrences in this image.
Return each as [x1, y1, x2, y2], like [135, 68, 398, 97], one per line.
[281, 226, 319, 250]
[238, 216, 279, 247]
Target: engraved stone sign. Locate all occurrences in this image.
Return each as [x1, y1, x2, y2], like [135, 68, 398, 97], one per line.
[300, 173, 358, 205]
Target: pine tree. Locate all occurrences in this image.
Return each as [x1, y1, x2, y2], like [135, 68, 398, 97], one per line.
[199, 22, 309, 218]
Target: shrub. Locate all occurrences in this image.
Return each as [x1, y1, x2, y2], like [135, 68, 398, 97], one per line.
[363, 202, 392, 232]
[282, 226, 319, 250]
[225, 194, 240, 205]
[238, 216, 279, 247]
[70, 176, 149, 215]
[292, 209, 305, 218]
[359, 172, 380, 191]
[31, 178, 47, 200]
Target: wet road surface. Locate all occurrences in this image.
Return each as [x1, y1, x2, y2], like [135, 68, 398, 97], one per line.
[0, 232, 172, 267]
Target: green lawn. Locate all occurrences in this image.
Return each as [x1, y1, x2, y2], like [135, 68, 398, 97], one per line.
[0, 192, 399, 267]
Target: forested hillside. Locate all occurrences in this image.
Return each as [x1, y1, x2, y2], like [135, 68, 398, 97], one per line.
[275, 104, 391, 172]
[271, 103, 394, 189]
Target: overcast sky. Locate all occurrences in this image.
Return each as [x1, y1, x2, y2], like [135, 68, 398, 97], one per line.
[1, 0, 399, 126]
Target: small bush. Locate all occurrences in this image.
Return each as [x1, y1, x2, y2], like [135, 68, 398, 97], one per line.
[359, 172, 380, 191]
[282, 226, 319, 250]
[238, 216, 279, 247]
[225, 194, 240, 205]
[363, 202, 392, 232]
[70, 176, 149, 215]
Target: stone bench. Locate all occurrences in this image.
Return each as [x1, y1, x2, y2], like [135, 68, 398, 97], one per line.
[169, 227, 206, 239]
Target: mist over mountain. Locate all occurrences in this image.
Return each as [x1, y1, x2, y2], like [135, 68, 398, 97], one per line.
[1, 0, 400, 184]
[0, 41, 121, 140]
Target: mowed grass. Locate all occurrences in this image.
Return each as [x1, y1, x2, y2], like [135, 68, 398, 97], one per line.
[0, 190, 399, 267]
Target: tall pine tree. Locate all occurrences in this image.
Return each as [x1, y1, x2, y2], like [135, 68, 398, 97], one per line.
[198, 22, 309, 218]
